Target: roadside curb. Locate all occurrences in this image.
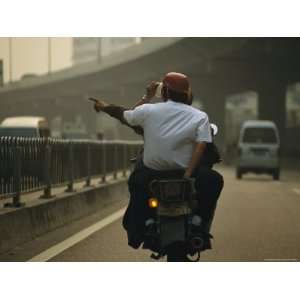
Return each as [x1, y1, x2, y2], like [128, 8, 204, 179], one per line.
[0, 179, 128, 255]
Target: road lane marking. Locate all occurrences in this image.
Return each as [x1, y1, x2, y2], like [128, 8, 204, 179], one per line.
[28, 207, 127, 262]
[292, 188, 300, 196]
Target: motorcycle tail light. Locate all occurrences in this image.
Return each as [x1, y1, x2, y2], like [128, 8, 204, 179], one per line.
[191, 215, 202, 226]
[148, 198, 159, 208]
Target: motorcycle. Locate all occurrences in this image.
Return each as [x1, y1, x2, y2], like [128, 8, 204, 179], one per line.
[141, 124, 219, 262]
[143, 177, 206, 261]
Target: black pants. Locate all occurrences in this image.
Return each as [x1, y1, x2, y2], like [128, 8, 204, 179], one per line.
[123, 161, 224, 248]
[192, 166, 224, 232]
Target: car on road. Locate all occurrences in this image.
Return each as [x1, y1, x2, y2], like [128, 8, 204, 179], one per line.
[236, 120, 280, 180]
[0, 116, 51, 138]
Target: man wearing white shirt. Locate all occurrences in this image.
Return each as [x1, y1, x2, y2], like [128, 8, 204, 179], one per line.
[94, 72, 223, 250]
[124, 99, 212, 171]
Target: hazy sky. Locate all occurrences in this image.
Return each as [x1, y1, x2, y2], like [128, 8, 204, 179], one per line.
[0, 37, 73, 83]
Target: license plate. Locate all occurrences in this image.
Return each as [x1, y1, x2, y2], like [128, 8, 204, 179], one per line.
[252, 149, 268, 156]
[158, 204, 190, 216]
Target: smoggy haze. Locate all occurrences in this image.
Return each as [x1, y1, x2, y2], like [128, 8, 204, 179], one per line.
[0, 37, 72, 83]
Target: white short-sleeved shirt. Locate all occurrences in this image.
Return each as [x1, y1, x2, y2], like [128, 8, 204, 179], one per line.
[124, 100, 212, 170]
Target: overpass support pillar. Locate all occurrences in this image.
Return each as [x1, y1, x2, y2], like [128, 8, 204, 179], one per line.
[202, 91, 226, 153]
[257, 82, 287, 144]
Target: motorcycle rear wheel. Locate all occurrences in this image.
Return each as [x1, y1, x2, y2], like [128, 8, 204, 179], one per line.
[166, 243, 188, 262]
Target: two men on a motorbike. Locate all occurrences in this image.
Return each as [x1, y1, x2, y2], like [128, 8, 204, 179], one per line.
[94, 72, 224, 255]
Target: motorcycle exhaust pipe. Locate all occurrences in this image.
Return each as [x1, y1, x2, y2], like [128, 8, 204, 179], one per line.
[190, 237, 204, 250]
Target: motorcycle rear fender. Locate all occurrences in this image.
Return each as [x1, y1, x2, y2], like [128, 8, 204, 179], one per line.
[159, 215, 186, 247]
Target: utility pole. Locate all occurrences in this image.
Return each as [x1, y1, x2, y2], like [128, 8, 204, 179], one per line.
[48, 37, 52, 74]
[0, 59, 3, 86]
[9, 37, 12, 83]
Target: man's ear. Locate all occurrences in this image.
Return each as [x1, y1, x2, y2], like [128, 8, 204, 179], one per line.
[186, 92, 193, 105]
[186, 87, 193, 105]
[161, 85, 168, 101]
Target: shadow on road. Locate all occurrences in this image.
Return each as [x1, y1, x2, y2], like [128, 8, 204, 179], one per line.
[238, 176, 275, 182]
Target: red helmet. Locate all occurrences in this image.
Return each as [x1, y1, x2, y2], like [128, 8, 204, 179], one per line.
[162, 72, 190, 94]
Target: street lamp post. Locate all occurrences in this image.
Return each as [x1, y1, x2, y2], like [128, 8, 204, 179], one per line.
[48, 37, 52, 74]
[8, 37, 12, 83]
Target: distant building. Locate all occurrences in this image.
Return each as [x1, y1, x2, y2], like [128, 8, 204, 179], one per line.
[286, 84, 300, 128]
[225, 91, 258, 146]
[73, 37, 141, 65]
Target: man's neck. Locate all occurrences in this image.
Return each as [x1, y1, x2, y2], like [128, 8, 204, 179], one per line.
[167, 99, 186, 105]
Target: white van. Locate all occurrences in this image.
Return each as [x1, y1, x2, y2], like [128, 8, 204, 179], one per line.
[236, 120, 280, 180]
[0, 116, 51, 138]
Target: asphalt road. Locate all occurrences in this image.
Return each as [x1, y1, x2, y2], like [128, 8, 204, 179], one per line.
[1, 165, 300, 262]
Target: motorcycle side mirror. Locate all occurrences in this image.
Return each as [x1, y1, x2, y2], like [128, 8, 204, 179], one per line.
[210, 123, 218, 136]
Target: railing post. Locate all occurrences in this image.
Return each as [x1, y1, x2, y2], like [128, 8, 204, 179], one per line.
[5, 145, 24, 207]
[113, 142, 118, 180]
[101, 142, 106, 183]
[40, 142, 53, 199]
[85, 143, 91, 187]
[65, 142, 75, 192]
[13, 146, 22, 207]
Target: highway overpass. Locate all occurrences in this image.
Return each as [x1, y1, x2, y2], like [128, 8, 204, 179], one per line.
[1, 37, 300, 152]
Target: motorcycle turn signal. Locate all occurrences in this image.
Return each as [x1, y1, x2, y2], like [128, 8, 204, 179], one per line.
[148, 198, 159, 208]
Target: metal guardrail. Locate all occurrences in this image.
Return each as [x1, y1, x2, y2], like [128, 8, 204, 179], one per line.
[0, 137, 143, 207]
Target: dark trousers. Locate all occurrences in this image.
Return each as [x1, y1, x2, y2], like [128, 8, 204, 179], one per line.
[193, 166, 224, 232]
[123, 160, 224, 248]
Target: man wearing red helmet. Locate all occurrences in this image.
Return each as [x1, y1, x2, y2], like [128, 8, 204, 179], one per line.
[94, 72, 223, 251]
